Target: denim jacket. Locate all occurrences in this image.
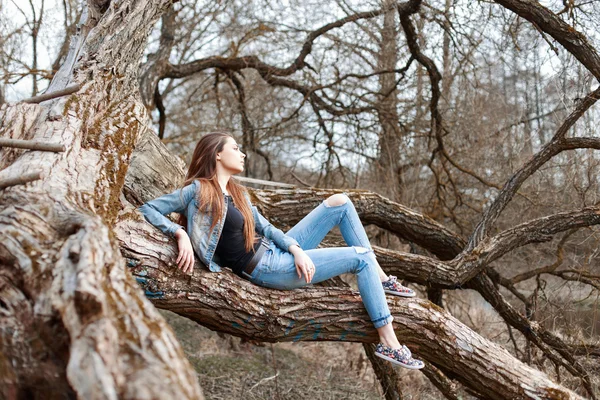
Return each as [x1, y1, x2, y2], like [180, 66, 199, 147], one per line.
[137, 180, 299, 272]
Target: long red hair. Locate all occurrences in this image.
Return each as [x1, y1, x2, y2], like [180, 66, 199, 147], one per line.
[177, 132, 256, 252]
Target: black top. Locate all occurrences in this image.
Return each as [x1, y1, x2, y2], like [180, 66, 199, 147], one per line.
[214, 195, 262, 275]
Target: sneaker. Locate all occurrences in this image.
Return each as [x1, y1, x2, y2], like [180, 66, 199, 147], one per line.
[382, 275, 416, 297]
[374, 343, 424, 370]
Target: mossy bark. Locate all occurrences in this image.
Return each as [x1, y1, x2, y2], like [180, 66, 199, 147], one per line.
[0, 0, 202, 398]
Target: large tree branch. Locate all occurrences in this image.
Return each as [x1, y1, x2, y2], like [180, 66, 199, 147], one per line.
[124, 128, 599, 398]
[465, 86, 600, 252]
[135, 4, 400, 118]
[492, 0, 600, 81]
[163, 5, 397, 80]
[114, 213, 583, 400]
[249, 189, 465, 261]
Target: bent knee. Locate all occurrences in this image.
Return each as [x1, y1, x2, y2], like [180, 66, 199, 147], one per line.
[324, 193, 349, 207]
[352, 246, 371, 254]
[352, 246, 375, 273]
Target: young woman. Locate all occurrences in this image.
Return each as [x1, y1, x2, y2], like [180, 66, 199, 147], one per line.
[138, 132, 424, 369]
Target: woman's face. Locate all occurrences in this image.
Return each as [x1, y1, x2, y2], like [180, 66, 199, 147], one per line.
[216, 137, 246, 174]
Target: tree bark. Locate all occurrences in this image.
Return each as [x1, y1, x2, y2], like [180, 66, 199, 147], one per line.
[0, 0, 203, 398]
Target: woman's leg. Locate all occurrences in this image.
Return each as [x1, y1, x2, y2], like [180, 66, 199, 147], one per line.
[377, 321, 401, 348]
[254, 195, 422, 367]
[253, 246, 394, 330]
[252, 246, 424, 368]
[285, 194, 388, 281]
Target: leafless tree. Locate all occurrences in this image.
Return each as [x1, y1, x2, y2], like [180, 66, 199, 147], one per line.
[1, 0, 599, 398]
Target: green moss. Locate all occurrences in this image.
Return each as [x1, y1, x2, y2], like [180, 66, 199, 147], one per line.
[419, 300, 444, 314]
[542, 388, 570, 400]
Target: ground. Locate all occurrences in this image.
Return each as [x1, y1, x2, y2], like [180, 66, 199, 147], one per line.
[160, 309, 440, 399]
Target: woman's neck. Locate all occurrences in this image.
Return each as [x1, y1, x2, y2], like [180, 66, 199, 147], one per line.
[217, 173, 231, 195]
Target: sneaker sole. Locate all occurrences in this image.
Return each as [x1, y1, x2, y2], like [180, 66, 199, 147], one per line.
[374, 352, 424, 370]
[384, 289, 416, 298]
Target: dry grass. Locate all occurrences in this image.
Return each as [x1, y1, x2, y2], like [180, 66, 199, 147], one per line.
[159, 309, 386, 399]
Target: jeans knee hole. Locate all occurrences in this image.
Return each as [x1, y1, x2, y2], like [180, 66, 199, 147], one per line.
[323, 194, 348, 208]
[352, 246, 370, 254]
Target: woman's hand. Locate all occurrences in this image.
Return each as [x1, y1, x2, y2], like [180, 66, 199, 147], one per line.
[290, 245, 315, 283]
[175, 228, 195, 274]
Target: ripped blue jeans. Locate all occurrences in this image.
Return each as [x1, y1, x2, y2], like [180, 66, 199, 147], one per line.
[246, 194, 394, 329]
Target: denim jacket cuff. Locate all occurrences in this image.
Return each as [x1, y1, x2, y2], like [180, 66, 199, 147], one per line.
[282, 236, 300, 251]
[166, 223, 184, 238]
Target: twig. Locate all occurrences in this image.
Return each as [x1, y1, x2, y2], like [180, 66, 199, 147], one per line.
[291, 172, 312, 187]
[0, 138, 65, 152]
[248, 372, 280, 392]
[0, 171, 43, 190]
[21, 84, 80, 104]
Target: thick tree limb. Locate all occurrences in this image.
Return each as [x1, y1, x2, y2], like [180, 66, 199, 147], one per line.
[126, 130, 600, 393]
[250, 189, 466, 261]
[122, 128, 597, 399]
[115, 213, 583, 400]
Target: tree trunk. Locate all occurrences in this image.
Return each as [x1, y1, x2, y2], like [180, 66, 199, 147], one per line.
[0, 0, 203, 398]
[376, 0, 403, 200]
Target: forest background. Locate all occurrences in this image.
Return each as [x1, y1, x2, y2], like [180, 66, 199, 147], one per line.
[1, 0, 599, 399]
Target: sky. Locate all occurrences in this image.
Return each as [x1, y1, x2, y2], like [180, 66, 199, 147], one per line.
[2, 0, 64, 101]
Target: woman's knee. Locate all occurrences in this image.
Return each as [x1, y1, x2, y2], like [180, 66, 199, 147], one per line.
[324, 193, 349, 207]
[352, 247, 376, 273]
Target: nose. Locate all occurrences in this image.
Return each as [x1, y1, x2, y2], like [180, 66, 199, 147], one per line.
[241, 152, 246, 159]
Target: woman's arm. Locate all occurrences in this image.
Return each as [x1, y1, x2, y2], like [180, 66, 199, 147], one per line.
[245, 193, 300, 251]
[138, 181, 199, 237]
[252, 205, 300, 251]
